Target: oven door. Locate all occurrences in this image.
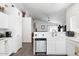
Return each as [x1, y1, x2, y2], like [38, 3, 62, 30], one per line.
[35, 38, 46, 52]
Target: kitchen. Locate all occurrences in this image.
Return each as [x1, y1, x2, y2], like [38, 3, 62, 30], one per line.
[0, 3, 79, 56]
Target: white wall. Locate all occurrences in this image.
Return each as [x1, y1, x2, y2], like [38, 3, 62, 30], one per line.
[33, 20, 48, 32]
[49, 10, 66, 25]
[33, 9, 66, 32]
[33, 17, 65, 32]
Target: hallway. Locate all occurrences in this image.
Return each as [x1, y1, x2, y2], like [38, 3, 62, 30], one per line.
[14, 43, 33, 56]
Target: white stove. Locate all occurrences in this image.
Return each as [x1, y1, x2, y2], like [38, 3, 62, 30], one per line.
[33, 32, 48, 55]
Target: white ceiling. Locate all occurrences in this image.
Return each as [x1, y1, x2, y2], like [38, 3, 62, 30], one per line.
[14, 3, 72, 24]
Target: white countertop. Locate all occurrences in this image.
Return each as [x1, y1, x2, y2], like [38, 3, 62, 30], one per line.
[66, 33, 79, 44]
[0, 37, 12, 41]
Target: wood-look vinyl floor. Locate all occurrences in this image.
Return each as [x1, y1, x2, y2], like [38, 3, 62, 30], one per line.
[14, 43, 33, 56]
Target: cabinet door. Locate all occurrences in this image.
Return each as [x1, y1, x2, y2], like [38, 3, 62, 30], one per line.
[47, 37, 55, 54]
[0, 12, 8, 28]
[66, 40, 75, 56]
[17, 35, 22, 50]
[5, 39, 13, 55]
[70, 16, 79, 33]
[0, 40, 5, 56]
[55, 34, 66, 55]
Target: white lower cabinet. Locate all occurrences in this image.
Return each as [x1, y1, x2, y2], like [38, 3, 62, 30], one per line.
[66, 39, 76, 56]
[0, 40, 5, 56]
[5, 38, 13, 55]
[0, 38, 14, 56]
[55, 36, 66, 55]
[47, 33, 66, 55]
[47, 37, 55, 54]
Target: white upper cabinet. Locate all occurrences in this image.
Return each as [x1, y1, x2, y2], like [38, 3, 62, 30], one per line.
[0, 12, 8, 29]
[4, 7, 22, 17]
[69, 16, 79, 32]
[66, 4, 79, 33]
